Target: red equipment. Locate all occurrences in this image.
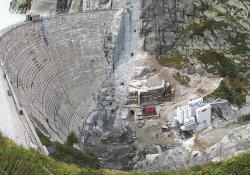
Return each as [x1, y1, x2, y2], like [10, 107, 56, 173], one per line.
[146, 106, 154, 113]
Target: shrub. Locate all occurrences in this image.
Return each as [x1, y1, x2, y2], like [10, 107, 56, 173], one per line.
[173, 72, 190, 86]
[18, 0, 32, 11]
[66, 131, 78, 146]
[239, 114, 250, 123]
[231, 45, 250, 55]
[197, 50, 239, 78]
[155, 51, 189, 69]
[206, 77, 248, 106]
[36, 129, 98, 168]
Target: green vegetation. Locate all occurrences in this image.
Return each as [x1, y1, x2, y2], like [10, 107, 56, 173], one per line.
[196, 50, 239, 77]
[1, 135, 250, 175]
[227, 32, 250, 55]
[239, 114, 250, 123]
[196, 50, 249, 106]
[227, 33, 249, 46]
[210, 8, 247, 31]
[155, 51, 189, 70]
[231, 45, 250, 55]
[36, 130, 98, 168]
[18, 0, 32, 11]
[0, 135, 102, 175]
[181, 19, 228, 37]
[206, 76, 248, 106]
[195, 0, 211, 12]
[173, 72, 190, 87]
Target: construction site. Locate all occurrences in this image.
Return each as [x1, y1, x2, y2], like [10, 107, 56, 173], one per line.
[0, 0, 250, 172]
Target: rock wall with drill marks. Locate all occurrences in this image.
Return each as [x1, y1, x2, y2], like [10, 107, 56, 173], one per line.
[0, 10, 115, 142]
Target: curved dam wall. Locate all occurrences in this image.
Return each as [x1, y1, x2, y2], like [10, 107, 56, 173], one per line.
[0, 10, 118, 142]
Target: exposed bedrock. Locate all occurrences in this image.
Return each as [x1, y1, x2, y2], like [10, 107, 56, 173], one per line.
[140, 0, 250, 63]
[83, 77, 136, 169]
[82, 8, 138, 169]
[135, 123, 250, 171]
[140, 0, 196, 55]
[10, 0, 123, 15]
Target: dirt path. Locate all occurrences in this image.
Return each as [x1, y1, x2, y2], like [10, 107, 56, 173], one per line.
[160, 76, 222, 121]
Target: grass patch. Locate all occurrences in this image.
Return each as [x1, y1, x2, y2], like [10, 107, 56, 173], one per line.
[155, 51, 189, 69]
[173, 72, 190, 87]
[0, 136, 102, 175]
[1, 136, 250, 174]
[197, 50, 248, 106]
[182, 19, 228, 37]
[227, 33, 249, 46]
[239, 114, 250, 123]
[36, 129, 98, 168]
[210, 8, 247, 31]
[231, 45, 250, 55]
[196, 50, 239, 78]
[206, 76, 248, 106]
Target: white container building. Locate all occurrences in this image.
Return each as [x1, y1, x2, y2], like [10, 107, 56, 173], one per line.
[196, 104, 212, 131]
[176, 97, 212, 132]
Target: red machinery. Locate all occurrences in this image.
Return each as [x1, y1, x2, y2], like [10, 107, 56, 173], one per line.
[146, 105, 154, 113]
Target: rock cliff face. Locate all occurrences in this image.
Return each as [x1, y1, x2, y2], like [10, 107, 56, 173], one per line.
[141, 0, 250, 107]
[140, 0, 197, 54]
[141, 0, 250, 55]
[10, 0, 112, 15]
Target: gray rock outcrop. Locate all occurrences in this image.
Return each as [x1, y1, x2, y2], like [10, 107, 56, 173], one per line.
[10, 0, 113, 15]
[135, 124, 250, 171]
[140, 0, 196, 54]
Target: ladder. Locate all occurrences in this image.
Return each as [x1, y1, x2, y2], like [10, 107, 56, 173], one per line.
[40, 16, 51, 48]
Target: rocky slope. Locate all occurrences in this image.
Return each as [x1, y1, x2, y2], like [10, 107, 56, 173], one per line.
[141, 0, 250, 107]
[10, 0, 114, 15]
[135, 123, 250, 171]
